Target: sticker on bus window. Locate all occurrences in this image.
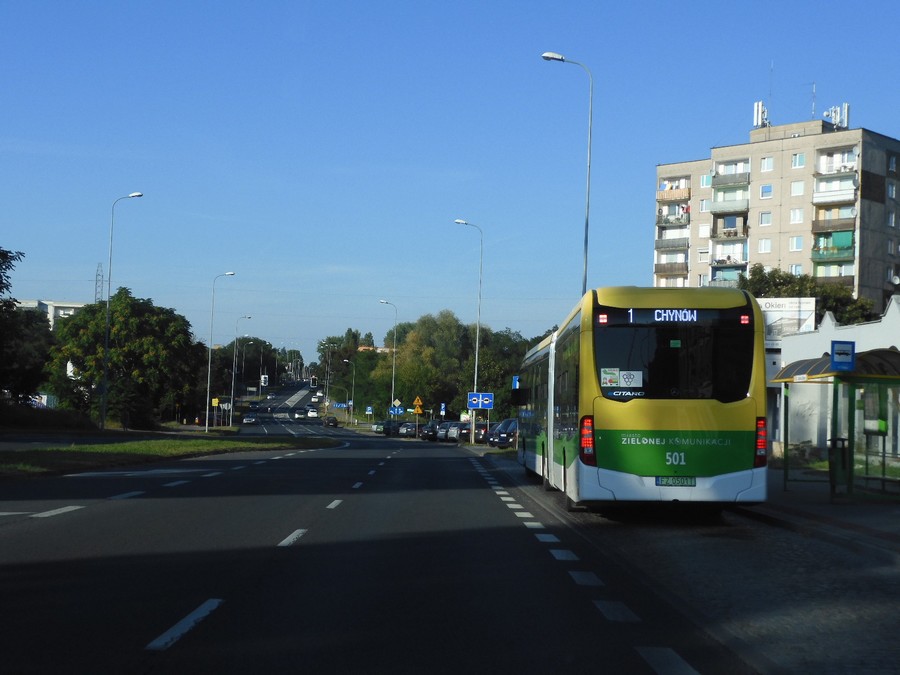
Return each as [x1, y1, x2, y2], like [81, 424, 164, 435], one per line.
[600, 368, 619, 386]
[620, 371, 643, 387]
[669, 339, 682, 348]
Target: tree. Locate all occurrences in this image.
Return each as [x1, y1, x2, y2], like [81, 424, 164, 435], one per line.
[0, 308, 54, 403]
[47, 288, 204, 428]
[739, 264, 877, 325]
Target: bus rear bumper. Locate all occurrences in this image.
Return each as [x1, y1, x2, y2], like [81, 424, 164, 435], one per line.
[580, 467, 767, 504]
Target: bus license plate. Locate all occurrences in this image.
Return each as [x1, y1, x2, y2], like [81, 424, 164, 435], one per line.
[656, 476, 696, 487]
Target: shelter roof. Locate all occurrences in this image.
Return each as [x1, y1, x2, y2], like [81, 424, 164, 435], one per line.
[771, 347, 900, 383]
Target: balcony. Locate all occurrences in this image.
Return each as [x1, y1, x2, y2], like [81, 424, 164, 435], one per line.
[811, 246, 855, 262]
[654, 262, 689, 275]
[815, 274, 855, 288]
[811, 217, 856, 234]
[812, 188, 856, 205]
[711, 226, 746, 240]
[656, 187, 691, 202]
[709, 198, 749, 215]
[656, 213, 691, 226]
[815, 163, 857, 176]
[707, 279, 739, 288]
[711, 172, 750, 187]
[710, 257, 746, 268]
[655, 237, 689, 251]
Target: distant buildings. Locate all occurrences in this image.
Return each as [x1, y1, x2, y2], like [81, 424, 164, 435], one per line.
[16, 300, 86, 331]
[655, 103, 900, 313]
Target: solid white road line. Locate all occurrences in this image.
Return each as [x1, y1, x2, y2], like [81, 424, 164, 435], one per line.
[277, 529, 308, 547]
[31, 506, 84, 518]
[109, 491, 145, 500]
[145, 598, 224, 651]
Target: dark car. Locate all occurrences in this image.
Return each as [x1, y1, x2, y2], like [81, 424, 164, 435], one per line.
[420, 421, 440, 441]
[489, 418, 516, 447]
[495, 418, 519, 449]
[381, 420, 402, 436]
[473, 422, 490, 443]
[322, 415, 339, 427]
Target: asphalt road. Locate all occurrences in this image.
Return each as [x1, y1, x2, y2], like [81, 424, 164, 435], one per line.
[0, 431, 757, 674]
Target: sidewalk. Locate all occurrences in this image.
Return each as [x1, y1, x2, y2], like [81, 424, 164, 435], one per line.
[734, 467, 900, 561]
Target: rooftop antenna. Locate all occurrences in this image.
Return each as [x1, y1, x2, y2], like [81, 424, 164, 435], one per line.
[808, 81, 816, 119]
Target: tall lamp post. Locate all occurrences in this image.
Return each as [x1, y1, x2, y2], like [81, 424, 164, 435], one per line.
[100, 191, 143, 429]
[454, 219, 483, 445]
[343, 358, 356, 425]
[379, 299, 398, 419]
[205, 272, 235, 432]
[542, 50, 593, 296]
[229, 315, 251, 426]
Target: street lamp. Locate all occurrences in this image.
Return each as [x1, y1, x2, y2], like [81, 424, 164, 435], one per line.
[229, 315, 251, 426]
[343, 358, 356, 425]
[205, 272, 235, 432]
[454, 219, 483, 445]
[100, 191, 143, 429]
[542, 50, 593, 296]
[379, 299, 398, 419]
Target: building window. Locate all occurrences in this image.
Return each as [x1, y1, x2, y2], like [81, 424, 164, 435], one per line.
[888, 239, 895, 256]
[698, 248, 709, 263]
[891, 156, 898, 173]
[758, 238, 772, 254]
[791, 180, 805, 196]
[890, 211, 896, 228]
[761, 157, 773, 172]
[792, 153, 806, 169]
[760, 184, 773, 199]
[790, 208, 804, 224]
[889, 182, 897, 200]
[889, 267, 897, 282]
[789, 236, 803, 252]
[759, 211, 772, 226]
[700, 174, 712, 188]
[698, 224, 710, 238]
[699, 198, 710, 212]
[790, 264, 803, 276]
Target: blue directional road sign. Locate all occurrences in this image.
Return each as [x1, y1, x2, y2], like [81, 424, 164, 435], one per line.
[467, 392, 494, 410]
[389, 406, 405, 415]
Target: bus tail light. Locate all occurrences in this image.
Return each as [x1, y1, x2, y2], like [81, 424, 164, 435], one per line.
[579, 416, 596, 466]
[754, 417, 768, 468]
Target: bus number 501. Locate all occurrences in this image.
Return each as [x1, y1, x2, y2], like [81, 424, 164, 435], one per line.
[665, 452, 687, 466]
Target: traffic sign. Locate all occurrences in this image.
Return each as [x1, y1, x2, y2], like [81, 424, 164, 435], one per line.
[413, 396, 423, 406]
[389, 406, 405, 415]
[414, 406, 423, 415]
[467, 392, 494, 410]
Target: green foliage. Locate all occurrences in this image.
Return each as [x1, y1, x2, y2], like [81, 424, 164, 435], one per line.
[46, 289, 204, 429]
[739, 263, 877, 325]
[0, 309, 54, 403]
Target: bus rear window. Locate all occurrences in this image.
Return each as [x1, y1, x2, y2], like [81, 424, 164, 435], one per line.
[594, 304, 755, 402]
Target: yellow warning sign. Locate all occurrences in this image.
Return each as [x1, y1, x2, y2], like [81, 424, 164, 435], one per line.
[414, 406, 423, 415]
[413, 396, 423, 406]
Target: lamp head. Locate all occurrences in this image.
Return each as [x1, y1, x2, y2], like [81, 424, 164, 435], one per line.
[128, 192, 143, 198]
[454, 219, 468, 225]
[541, 51, 565, 62]
[224, 271, 235, 276]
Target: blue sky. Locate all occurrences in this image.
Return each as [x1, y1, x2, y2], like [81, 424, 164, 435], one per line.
[4, 1, 900, 363]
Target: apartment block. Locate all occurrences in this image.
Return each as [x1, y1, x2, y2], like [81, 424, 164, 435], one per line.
[654, 108, 900, 313]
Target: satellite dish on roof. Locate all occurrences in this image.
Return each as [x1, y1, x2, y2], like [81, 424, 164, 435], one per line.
[892, 275, 900, 286]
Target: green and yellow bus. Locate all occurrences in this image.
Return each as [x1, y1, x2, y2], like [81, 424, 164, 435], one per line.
[515, 287, 768, 508]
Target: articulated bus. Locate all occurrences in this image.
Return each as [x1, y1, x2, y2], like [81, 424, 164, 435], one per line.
[515, 287, 768, 509]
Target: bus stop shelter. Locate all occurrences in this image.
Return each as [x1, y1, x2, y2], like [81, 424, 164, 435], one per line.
[771, 347, 900, 496]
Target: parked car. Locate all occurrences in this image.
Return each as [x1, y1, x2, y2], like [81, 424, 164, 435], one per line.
[436, 420, 456, 442]
[447, 421, 468, 443]
[474, 422, 491, 443]
[398, 422, 418, 437]
[495, 418, 519, 449]
[381, 420, 402, 436]
[420, 421, 440, 441]
[372, 420, 385, 433]
[488, 418, 516, 446]
[322, 415, 338, 427]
